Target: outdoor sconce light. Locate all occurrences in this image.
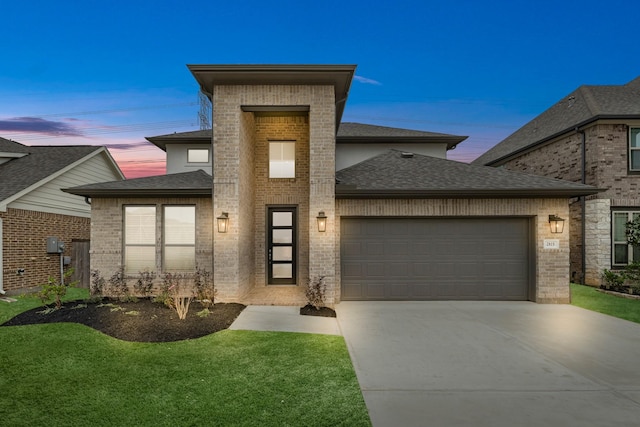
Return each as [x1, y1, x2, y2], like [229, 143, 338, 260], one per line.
[549, 215, 565, 234]
[317, 211, 327, 232]
[217, 212, 229, 233]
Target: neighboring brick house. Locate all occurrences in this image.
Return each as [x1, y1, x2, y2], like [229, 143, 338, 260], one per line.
[473, 76, 640, 286]
[66, 64, 599, 305]
[0, 138, 124, 294]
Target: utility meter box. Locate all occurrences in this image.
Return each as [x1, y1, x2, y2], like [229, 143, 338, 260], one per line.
[46, 237, 65, 254]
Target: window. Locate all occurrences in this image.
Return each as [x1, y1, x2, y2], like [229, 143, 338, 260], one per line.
[163, 206, 196, 272]
[188, 148, 209, 163]
[629, 128, 640, 171]
[124, 206, 156, 273]
[269, 141, 295, 178]
[124, 205, 196, 274]
[613, 211, 640, 266]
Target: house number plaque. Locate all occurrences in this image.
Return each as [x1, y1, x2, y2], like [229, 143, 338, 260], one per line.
[543, 239, 560, 249]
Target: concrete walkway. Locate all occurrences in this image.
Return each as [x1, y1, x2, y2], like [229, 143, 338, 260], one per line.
[229, 305, 340, 335]
[335, 301, 640, 427]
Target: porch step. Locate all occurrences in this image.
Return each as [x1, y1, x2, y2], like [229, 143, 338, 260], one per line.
[241, 286, 307, 306]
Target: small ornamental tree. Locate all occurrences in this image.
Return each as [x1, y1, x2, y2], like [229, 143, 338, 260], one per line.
[38, 269, 78, 310]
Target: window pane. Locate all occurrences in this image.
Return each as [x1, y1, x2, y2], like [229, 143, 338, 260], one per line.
[273, 229, 292, 244]
[614, 213, 628, 242]
[633, 246, 640, 263]
[272, 263, 292, 278]
[188, 148, 209, 163]
[631, 151, 640, 170]
[269, 142, 295, 178]
[630, 128, 640, 148]
[273, 246, 292, 261]
[615, 244, 629, 264]
[125, 246, 155, 272]
[165, 206, 195, 244]
[273, 212, 292, 227]
[125, 206, 155, 244]
[164, 247, 196, 271]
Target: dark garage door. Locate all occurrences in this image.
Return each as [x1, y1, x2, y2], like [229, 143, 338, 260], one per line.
[341, 217, 531, 301]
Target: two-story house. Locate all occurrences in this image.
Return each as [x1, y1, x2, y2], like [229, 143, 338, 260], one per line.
[473, 76, 640, 286]
[65, 64, 599, 305]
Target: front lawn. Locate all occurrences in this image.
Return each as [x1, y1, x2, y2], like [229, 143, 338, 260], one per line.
[0, 292, 370, 426]
[571, 283, 640, 324]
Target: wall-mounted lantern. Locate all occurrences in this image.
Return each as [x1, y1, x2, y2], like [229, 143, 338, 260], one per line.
[317, 211, 327, 232]
[548, 215, 565, 234]
[217, 212, 229, 233]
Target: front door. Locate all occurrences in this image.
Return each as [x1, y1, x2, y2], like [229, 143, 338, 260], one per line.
[267, 207, 297, 285]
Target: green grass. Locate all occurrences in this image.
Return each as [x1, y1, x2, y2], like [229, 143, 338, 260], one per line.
[0, 292, 371, 426]
[571, 283, 640, 324]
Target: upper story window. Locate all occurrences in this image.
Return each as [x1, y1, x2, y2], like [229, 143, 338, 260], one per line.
[187, 148, 210, 163]
[629, 128, 640, 171]
[269, 141, 295, 178]
[613, 211, 640, 266]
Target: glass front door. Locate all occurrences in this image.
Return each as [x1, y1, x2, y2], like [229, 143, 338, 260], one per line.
[267, 207, 297, 284]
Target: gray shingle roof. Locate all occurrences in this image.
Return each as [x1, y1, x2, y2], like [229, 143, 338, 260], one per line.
[0, 141, 103, 202]
[63, 170, 212, 197]
[473, 76, 640, 166]
[336, 150, 601, 198]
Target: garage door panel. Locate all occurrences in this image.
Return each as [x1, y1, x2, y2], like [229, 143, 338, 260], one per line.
[341, 218, 530, 301]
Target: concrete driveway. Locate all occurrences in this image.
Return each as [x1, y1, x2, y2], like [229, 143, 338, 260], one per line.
[335, 301, 640, 427]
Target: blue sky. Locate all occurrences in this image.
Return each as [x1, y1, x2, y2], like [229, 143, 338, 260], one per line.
[2, 0, 639, 177]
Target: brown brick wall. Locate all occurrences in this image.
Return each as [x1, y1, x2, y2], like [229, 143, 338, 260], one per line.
[1, 208, 90, 293]
[254, 114, 310, 287]
[89, 197, 213, 291]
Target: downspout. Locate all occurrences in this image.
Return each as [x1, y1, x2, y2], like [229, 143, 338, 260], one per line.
[0, 217, 4, 294]
[577, 128, 586, 285]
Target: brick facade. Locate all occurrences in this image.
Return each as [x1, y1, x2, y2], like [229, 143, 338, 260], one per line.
[212, 85, 336, 302]
[337, 198, 571, 303]
[501, 122, 640, 285]
[1, 208, 90, 293]
[89, 197, 213, 291]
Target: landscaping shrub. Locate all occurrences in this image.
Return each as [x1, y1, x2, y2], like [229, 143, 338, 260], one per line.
[134, 270, 156, 297]
[193, 266, 216, 308]
[38, 269, 78, 309]
[305, 275, 326, 310]
[161, 272, 193, 320]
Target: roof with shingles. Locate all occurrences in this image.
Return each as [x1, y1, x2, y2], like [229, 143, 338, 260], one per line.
[473, 76, 640, 166]
[0, 139, 105, 202]
[336, 149, 601, 198]
[63, 170, 212, 197]
[145, 122, 467, 150]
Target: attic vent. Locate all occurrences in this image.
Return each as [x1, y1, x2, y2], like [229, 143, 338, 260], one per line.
[401, 152, 414, 158]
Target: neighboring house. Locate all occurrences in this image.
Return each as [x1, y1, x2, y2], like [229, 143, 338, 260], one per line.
[65, 64, 599, 305]
[473, 76, 640, 286]
[0, 138, 124, 294]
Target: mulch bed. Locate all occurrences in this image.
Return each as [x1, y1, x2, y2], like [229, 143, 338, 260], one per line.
[299, 304, 336, 318]
[2, 299, 246, 343]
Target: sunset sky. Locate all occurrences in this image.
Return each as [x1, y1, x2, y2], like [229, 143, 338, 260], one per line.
[2, 0, 639, 178]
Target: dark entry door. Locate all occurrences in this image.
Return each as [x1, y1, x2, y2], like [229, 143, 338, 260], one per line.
[267, 207, 297, 284]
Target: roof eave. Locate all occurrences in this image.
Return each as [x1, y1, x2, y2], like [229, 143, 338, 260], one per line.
[335, 187, 603, 199]
[337, 135, 467, 150]
[62, 188, 212, 198]
[485, 114, 640, 166]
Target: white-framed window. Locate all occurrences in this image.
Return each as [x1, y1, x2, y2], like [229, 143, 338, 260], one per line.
[124, 206, 156, 273]
[612, 211, 640, 266]
[629, 128, 640, 171]
[163, 206, 196, 272]
[269, 141, 295, 178]
[187, 148, 209, 163]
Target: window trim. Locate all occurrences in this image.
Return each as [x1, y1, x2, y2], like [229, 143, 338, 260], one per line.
[123, 205, 157, 274]
[612, 209, 640, 267]
[269, 140, 296, 179]
[162, 205, 196, 273]
[187, 148, 210, 164]
[629, 128, 640, 172]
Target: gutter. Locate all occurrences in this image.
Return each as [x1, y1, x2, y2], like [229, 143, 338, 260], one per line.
[577, 128, 587, 285]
